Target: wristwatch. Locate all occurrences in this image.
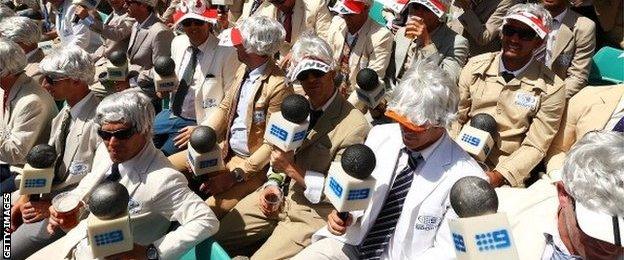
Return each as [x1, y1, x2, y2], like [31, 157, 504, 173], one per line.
[232, 168, 245, 183]
[146, 244, 159, 260]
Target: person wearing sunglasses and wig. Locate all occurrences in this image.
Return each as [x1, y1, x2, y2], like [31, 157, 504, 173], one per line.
[455, 3, 565, 188]
[32, 89, 219, 259]
[8, 45, 101, 260]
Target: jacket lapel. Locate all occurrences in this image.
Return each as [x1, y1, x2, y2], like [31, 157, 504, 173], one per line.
[299, 95, 344, 151]
[593, 87, 624, 130]
[551, 12, 575, 64]
[349, 19, 373, 70]
[65, 94, 97, 166]
[394, 28, 412, 77]
[128, 14, 156, 58]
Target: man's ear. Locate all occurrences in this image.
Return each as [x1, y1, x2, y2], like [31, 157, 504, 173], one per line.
[555, 181, 573, 205]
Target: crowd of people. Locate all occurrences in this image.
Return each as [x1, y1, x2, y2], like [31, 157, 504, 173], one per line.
[0, 0, 622, 258]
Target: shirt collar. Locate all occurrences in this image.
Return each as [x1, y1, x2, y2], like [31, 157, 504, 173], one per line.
[248, 61, 268, 80]
[69, 92, 94, 118]
[117, 141, 153, 177]
[499, 56, 534, 77]
[402, 132, 446, 162]
[138, 13, 155, 28]
[314, 90, 338, 112]
[553, 8, 568, 24]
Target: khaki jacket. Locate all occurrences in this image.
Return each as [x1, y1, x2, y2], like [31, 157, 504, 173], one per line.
[325, 16, 393, 93]
[545, 85, 624, 177]
[0, 73, 58, 165]
[456, 52, 566, 186]
[126, 13, 174, 73]
[205, 61, 293, 177]
[457, 0, 516, 56]
[548, 9, 596, 99]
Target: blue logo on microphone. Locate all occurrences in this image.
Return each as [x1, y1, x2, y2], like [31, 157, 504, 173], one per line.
[94, 230, 124, 246]
[347, 189, 370, 200]
[328, 177, 343, 197]
[269, 125, 288, 141]
[293, 130, 306, 142]
[199, 159, 218, 168]
[460, 134, 481, 147]
[475, 229, 511, 251]
[452, 233, 466, 252]
[24, 179, 46, 188]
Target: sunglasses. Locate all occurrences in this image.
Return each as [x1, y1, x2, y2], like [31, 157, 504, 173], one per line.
[181, 18, 207, 27]
[296, 70, 327, 81]
[97, 128, 135, 141]
[44, 75, 69, 85]
[501, 25, 537, 41]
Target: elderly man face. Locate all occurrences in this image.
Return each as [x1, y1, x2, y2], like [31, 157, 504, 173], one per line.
[399, 123, 445, 150]
[98, 122, 147, 163]
[298, 69, 336, 109]
[181, 18, 211, 47]
[125, 0, 148, 19]
[41, 74, 73, 101]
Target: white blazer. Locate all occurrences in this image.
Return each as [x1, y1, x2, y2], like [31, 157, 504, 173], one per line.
[312, 123, 486, 259]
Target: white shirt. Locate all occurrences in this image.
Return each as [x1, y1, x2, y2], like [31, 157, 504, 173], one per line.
[229, 62, 268, 156]
[605, 93, 624, 130]
[541, 220, 582, 260]
[546, 9, 569, 66]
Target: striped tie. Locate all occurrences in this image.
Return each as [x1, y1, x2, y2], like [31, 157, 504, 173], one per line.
[358, 149, 422, 259]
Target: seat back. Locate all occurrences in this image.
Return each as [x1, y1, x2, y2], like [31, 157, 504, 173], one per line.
[589, 46, 624, 85]
[180, 238, 231, 260]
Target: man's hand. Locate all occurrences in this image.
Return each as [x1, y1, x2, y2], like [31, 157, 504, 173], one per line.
[10, 203, 24, 232]
[270, 148, 295, 175]
[486, 170, 508, 187]
[20, 200, 51, 224]
[105, 243, 148, 260]
[278, 52, 292, 70]
[155, 90, 170, 99]
[258, 185, 283, 217]
[199, 170, 236, 195]
[327, 210, 352, 236]
[173, 125, 197, 149]
[74, 5, 89, 20]
[217, 11, 229, 31]
[405, 16, 431, 46]
[47, 203, 81, 234]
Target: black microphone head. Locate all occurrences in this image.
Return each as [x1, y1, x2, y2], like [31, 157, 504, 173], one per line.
[189, 126, 217, 153]
[280, 94, 310, 124]
[88, 181, 130, 220]
[340, 144, 376, 180]
[469, 113, 498, 138]
[153, 56, 176, 76]
[26, 144, 57, 168]
[356, 68, 379, 91]
[108, 50, 127, 67]
[450, 176, 498, 218]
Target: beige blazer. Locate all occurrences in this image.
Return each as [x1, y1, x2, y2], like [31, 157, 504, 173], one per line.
[205, 61, 294, 177]
[90, 11, 135, 62]
[388, 24, 469, 85]
[126, 13, 174, 72]
[170, 34, 241, 123]
[0, 73, 58, 165]
[545, 85, 624, 176]
[48, 93, 101, 192]
[237, 0, 332, 57]
[325, 16, 393, 92]
[457, 0, 516, 56]
[549, 9, 596, 99]
[456, 52, 566, 187]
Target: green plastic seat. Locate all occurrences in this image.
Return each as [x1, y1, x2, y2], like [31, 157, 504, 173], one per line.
[369, 1, 387, 26]
[180, 238, 231, 260]
[588, 46, 624, 85]
[98, 11, 109, 23]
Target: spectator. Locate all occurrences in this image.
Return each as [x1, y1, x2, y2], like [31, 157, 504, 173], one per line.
[545, 84, 624, 180]
[456, 3, 565, 187]
[153, 0, 239, 156]
[9, 45, 101, 260]
[295, 58, 486, 259]
[0, 16, 45, 83]
[497, 130, 624, 259]
[31, 89, 219, 259]
[541, 0, 596, 99]
[454, 0, 517, 55]
[214, 33, 370, 259]
[572, 0, 623, 49]
[168, 15, 293, 218]
[386, 0, 468, 86]
[51, 0, 102, 52]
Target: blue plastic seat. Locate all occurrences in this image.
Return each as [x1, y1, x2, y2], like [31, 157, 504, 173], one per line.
[588, 46, 624, 85]
[180, 238, 231, 260]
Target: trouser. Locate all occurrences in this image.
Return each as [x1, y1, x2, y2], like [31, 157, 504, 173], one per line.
[7, 218, 66, 260]
[213, 183, 334, 259]
[292, 237, 359, 260]
[153, 109, 196, 156]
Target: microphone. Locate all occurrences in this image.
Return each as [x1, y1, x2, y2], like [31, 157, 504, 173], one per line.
[456, 113, 497, 162]
[187, 126, 225, 177]
[152, 56, 178, 92]
[19, 144, 57, 200]
[324, 144, 376, 221]
[448, 176, 519, 260]
[106, 50, 128, 81]
[354, 68, 384, 108]
[86, 181, 134, 258]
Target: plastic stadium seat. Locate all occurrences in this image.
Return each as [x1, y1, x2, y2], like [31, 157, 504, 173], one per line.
[588, 46, 624, 85]
[369, 1, 387, 26]
[98, 11, 109, 23]
[181, 238, 231, 260]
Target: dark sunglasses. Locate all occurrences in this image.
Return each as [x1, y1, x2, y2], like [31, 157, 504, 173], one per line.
[43, 75, 69, 84]
[181, 18, 207, 27]
[501, 25, 537, 41]
[97, 128, 135, 140]
[296, 69, 326, 81]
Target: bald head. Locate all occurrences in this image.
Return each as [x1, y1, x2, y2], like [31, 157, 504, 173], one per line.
[450, 176, 498, 218]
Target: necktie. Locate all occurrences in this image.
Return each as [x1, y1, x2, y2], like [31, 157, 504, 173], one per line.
[338, 36, 357, 97]
[308, 110, 323, 130]
[53, 110, 72, 184]
[282, 11, 293, 43]
[358, 149, 422, 259]
[501, 71, 515, 83]
[249, 0, 262, 15]
[172, 47, 200, 117]
[612, 116, 624, 132]
[105, 163, 121, 182]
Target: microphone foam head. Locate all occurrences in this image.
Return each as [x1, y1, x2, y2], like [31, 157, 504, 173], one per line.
[280, 94, 310, 124]
[26, 144, 57, 168]
[88, 181, 130, 219]
[341, 144, 376, 179]
[469, 113, 498, 138]
[190, 126, 217, 153]
[153, 56, 176, 76]
[356, 68, 379, 91]
[108, 51, 127, 67]
[450, 176, 498, 218]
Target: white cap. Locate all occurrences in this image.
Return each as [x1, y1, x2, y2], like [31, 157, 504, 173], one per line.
[289, 58, 331, 82]
[503, 11, 550, 39]
[404, 0, 448, 18]
[217, 27, 243, 47]
[172, 0, 218, 26]
[330, 0, 369, 15]
[576, 201, 624, 246]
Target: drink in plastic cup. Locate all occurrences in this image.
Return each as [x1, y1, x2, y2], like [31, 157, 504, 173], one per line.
[52, 192, 83, 230]
[263, 187, 284, 212]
